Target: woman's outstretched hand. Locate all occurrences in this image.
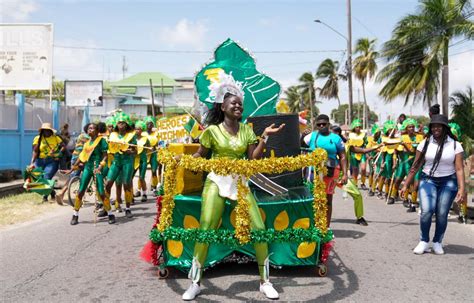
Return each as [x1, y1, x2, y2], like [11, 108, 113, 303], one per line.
[263, 123, 285, 136]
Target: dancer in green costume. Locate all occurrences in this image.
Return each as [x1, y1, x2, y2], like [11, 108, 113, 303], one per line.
[70, 123, 114, 225]
[347, 119, 368, 189]
[181, 75, 284, 301]
[105, 112, 137, 218]
[133, 120, 150, 202]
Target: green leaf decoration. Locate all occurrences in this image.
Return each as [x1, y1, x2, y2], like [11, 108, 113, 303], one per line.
[195, 38, 281, 121]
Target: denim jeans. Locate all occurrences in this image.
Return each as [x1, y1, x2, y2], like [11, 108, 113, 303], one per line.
[418, 173, 458, 243]
[34, 157, 59, 180]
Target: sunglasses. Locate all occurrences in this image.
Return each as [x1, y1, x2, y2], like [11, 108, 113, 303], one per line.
[316, 122, 328, 127]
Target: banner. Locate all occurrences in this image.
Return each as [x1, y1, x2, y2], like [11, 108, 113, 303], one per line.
[65, 80, 103, 107]
[156, 114, 191, 141]
[0, 24, 53, 90]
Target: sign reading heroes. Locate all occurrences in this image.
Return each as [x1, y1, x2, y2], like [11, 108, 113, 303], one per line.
[156, 114, 190, 141]
[0, 24, 53, 90]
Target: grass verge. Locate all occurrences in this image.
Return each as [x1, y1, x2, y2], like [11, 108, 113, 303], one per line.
[0, 193, 60, 227]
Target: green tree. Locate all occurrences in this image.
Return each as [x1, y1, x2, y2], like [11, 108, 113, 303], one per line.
[284, 86, 302, 113]
[315, 58, 346, 107]
[330, 103, 378, 126]
[450, 86, 473, 139]
[378, 0, 473, 113]
[353, 38, 379, 128]
[298, 72, 317, 107]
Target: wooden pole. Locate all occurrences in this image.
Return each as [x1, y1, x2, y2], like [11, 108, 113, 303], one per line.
[161, 78, 165, 118]
[149, 79, 156, 118]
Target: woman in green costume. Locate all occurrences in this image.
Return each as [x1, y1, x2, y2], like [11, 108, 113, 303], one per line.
[105, 113, 137, 219]
[70, 123, 114, 225]
[181, 86, 284, 300]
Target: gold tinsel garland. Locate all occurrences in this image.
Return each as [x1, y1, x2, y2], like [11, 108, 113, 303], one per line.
[157, 149, 328, 244]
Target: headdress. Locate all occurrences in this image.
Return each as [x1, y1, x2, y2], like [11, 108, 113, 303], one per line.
[135, 120, 146, 131]
[383, 120, 396, 135]
[448, 122, 462, 139]
[208, 70, 244, 104]
[105, 116, 116, 127]
[115, 112, 131, 125]
[371, 124, 380, 134]
[351, 119, 362, 130]
[144, 116, 156, 126]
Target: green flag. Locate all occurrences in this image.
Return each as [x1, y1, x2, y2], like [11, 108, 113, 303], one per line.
[195, 38, 280, 121]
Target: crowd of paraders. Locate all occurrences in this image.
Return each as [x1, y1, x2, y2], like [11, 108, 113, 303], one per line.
[28, 101, 469, 300]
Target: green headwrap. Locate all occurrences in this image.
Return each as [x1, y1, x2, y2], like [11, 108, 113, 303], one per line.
[351, 119, 362, 130]
[383, 120, 396, 135]
[105, 116, 116, 127]
[135, 120, 146, 131]
[449, 122, 462, 139]
[144, 116, 156, 126]
[371, 124, 380, 135]
[402, 118, 417, 130]
[115, 112, 131, 125]
[423, 126, 429, 134]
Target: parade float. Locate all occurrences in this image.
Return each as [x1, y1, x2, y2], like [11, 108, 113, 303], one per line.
[142, 38, 334, 278]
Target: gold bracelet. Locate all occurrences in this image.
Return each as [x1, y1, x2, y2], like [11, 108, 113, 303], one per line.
[100, 161, 106, 167]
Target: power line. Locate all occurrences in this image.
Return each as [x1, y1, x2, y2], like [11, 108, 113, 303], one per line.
[53, 45, 345, 54]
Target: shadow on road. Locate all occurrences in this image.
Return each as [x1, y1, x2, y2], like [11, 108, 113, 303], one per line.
[443, 244, 474, 255]
[331, 228, 366, 239]
[162, 249, 359, 301]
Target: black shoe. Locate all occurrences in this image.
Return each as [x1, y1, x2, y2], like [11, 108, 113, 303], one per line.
[70, 215, 79, 225]
[402, 200, 410, 208]
[377, 193, 384, 200]
[95, 203, 103, 211]
[108, 214, 116, 224]
[50, 190, 56, 199]
[407, 206, 416, 213]
[125, 209, 133, 218]
[141, 194, 147, 202]
[133, 191, 141, 197]
[457, 215, 467, 224]
[42, 195, 48, 203]
[360, 184, 368, 191]
[97, 209, 107, 217]
[356, 217, 368, 226]
[387, 197, 395, 205]
[368, 190, 375, 197]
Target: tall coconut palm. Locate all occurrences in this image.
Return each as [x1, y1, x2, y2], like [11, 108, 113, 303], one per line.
[450, 86, 473, 138]
[353, 38, 379, 128]
[379, 0, 473, 113]
[315, 58, 346, 107]
[285, 86, 302, 113]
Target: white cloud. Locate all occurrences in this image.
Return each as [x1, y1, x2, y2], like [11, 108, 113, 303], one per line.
[0, 0, 38, 22]
[158, 19, 209, 50]
[53, 39, 107, 81]
[258, 17, 282, 28]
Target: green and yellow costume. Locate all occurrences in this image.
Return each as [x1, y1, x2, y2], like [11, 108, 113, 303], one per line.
[74, 136, 109, 211]
[134, 121, 150, 181]
[347, 119, 367, 186]
[192, 123, 269, 281]
[144, 116, 160, 189]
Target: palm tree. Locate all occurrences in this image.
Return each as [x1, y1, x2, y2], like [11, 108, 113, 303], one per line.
[379, 0, 473, 113]
[450, 86, 473, 139]
[315, 58, 346, 107]
[353, 38, 378, 128]
[284, 86, 302, 113]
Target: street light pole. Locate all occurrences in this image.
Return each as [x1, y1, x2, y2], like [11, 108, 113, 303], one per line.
[314, 1, 354, 123]
[346, 0, 354, 123]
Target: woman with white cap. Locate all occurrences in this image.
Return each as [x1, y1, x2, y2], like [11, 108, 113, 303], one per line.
[30, 123, 66, 202]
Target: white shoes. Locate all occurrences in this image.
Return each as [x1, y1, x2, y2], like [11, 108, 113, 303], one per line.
[182, 283, 201, 301]
[432, 242, 445, 255]
[413, 241, 431, 254]
[260, 281, 279, 299]
[182, 281, 279, 300]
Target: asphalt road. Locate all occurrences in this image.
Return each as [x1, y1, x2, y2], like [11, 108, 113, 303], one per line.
[1, 184, 473, 302]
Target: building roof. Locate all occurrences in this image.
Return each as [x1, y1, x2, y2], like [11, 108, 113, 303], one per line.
[110, 72, 178, 88]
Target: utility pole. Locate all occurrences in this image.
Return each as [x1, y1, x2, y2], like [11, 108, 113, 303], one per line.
[149, 79, 156, 118]
[122, 56, 128, 80]
[347, 0, 354, 123]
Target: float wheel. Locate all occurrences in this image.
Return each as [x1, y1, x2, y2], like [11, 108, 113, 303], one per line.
[317, 264, 328, 277]
[157, 268, 169, 279]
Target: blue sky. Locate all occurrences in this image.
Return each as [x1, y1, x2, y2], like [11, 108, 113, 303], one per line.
[2, 0, 473, 119]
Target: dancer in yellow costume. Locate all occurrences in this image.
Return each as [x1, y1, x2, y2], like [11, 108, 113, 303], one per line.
[105, 113, 137, 218]
[367, 124, 382, 196]
[134, 120, 150, 202]
[376, 121, 399, 202]
[144, 116, 160, 195]
[70, 123, 114, 225]
[347, 119, 368, 189]
[390, 119, 424, 209]
[181, 75, 284, 301]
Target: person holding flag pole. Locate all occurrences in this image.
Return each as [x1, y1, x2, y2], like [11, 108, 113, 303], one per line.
[144, 116, 160, 195]
[133, 120, 150, 202]
[69, 123, 114, 225]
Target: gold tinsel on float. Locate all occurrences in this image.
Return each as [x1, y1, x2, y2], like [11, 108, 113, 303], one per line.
[157, 148, 328, 244]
